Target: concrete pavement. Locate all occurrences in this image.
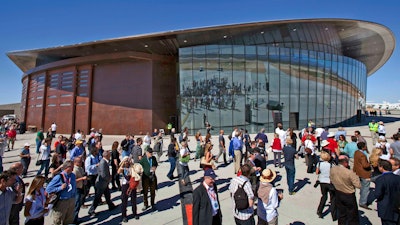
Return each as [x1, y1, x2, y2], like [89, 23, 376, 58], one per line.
[3, 114, 400, 225]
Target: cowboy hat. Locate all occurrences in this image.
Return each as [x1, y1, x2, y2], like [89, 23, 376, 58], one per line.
[260, 168, 277, 183]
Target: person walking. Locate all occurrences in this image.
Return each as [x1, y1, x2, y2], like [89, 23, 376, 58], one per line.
[36, 137, 52, 179]
[216, 130, 227, 164]
[330, 155, 361, 225]
[45, 160, 77, 225]
[315, 151, 336, 220]
[88, 151, 117, 216]
[140, 148, 158, 211]
[179, 141, 190, 186]
[110, 141, 121, 190]
[72, 157, 87, 224]
[167, 137, 179, 180]
[192, 169, 222, 225]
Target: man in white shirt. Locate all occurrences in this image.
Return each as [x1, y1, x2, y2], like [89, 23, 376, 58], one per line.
[275, 123, 287, 148]
[51, 122, 57, 138]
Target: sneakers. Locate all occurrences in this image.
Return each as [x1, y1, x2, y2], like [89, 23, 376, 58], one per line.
[142, 205, 150, 211]
[289, 191, 296, 195]
[122, 217, 128, 223]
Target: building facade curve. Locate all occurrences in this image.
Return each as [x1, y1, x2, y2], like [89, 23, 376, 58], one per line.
[7, 19, 395, 135]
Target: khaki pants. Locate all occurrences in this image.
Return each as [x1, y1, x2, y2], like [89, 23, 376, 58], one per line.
[234, 150, 242, 174]
[53, 198, 75, 225]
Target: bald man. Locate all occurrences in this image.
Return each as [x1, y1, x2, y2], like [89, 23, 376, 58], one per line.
[9, 162, 26, 225]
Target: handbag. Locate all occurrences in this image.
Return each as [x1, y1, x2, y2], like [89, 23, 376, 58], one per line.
[36, 151, 43, 166]
[180, 154, 190, 163]
[35, 159, 42, 166]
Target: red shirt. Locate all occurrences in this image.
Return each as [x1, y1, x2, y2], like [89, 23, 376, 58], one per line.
[271, 138, 282, 150]
[327, 138, 338, 154]
[6, 129, 16, 138]
[301, 134, 316, 143]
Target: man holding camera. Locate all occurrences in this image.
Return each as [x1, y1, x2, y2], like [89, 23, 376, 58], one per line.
[140, 148, 158, 211]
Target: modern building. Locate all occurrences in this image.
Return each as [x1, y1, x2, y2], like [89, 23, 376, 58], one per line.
[8, 19, 395, 135]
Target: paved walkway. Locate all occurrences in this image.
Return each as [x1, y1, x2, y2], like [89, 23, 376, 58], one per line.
[4, 114, 400, 225]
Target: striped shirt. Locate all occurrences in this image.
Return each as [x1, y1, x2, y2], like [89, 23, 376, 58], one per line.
[229, 176, 254, 220]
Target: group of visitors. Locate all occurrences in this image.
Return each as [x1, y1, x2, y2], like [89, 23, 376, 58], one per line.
[1, 119, 400, 225]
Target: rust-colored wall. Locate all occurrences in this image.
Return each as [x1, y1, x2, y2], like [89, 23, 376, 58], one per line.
[23, 53, 178, 135]
[91, 60, 154, 135]
[152, 60, 177, 131]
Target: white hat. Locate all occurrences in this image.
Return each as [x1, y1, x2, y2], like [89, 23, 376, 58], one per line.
[24, 143, 30, 147]
[321, 140, 330, 147]
[327, 132, 335, 138]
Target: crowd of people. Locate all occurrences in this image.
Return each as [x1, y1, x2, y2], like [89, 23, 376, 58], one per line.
[0, 119, 399, 225]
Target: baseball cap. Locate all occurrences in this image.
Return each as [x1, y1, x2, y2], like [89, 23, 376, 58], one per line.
[204, 169, 217, 179]
[24, 143, 30, 147]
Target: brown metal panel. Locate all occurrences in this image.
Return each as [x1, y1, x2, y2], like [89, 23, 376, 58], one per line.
[40, 71, 48, 129]
[90, 60, 153, 135]
[151, 60, 178, 131]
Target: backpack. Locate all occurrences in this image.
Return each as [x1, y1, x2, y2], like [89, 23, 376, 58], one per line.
[234, 180, 249, 211]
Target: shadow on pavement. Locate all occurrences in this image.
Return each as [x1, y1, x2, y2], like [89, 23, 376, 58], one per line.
[293, 178, 311, 193]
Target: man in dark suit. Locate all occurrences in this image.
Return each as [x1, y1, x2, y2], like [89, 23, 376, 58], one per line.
[88, 150, 117, 216]
[192, 169, 222, 225]
[374, 159, 400, 225]
[140, 148, 158, 211]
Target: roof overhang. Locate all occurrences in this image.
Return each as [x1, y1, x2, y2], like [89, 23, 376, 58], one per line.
[7, 18, 395, 76]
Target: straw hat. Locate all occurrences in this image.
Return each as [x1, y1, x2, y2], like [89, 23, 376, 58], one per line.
[119, 156, 132, 167]
[378, 121, 384, 125]
[260, 168, 277, 183]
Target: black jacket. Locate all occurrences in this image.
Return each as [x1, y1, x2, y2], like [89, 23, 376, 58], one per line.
[192, 182, 222, 225]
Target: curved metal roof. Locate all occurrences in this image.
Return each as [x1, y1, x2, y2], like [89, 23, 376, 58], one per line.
[7, 18, 395, 76]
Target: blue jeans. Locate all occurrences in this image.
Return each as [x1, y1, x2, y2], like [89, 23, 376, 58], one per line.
[285, 166, 296, 192]
[180, 163, 189, 181]
[36, 139, 41, 154]
[36, 159, 50, 178]
[74, 188, 85, 223]
[359, 178, 370, 205]
[167, 157, 176, 178]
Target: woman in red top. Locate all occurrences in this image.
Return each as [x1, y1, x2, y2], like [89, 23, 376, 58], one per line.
[6, 125, 17, 151]
[271, 133, 283, 167]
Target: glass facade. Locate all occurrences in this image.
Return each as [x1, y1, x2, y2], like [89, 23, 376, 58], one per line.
[179, 45, 366, 134]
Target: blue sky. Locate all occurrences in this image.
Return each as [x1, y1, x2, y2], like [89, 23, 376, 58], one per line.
[1, 0, 398, 104]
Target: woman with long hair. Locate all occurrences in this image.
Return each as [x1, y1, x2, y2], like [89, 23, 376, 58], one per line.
[370, 148, 383, 180]
[24, 176, 49, 225]
[118, 157, 140, 223]
[315, 151, 336, 219]
[287, 127, 298, 150]
[49, 153, 63, 180]
[111, 141, 121, 190]
[194, 131, 204, 161]
[201, 143, 215, 170]
[337, 135, 348, 153]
